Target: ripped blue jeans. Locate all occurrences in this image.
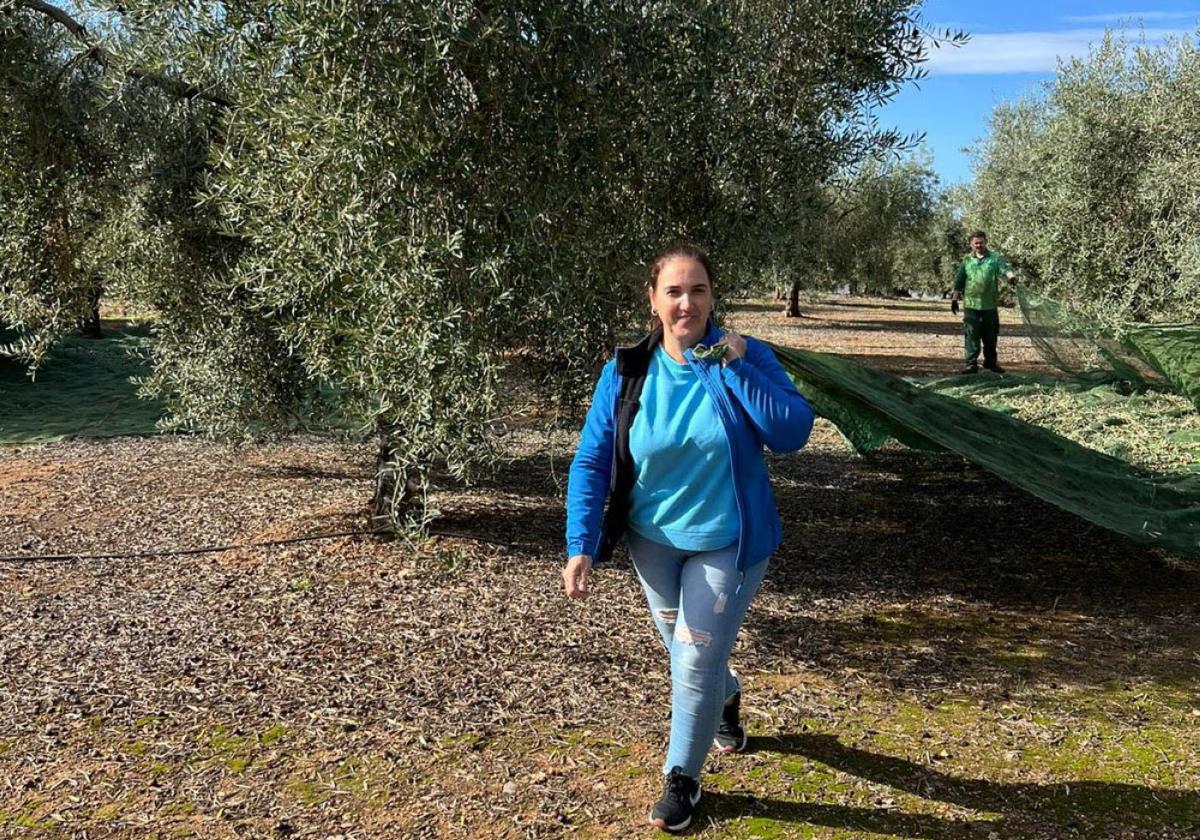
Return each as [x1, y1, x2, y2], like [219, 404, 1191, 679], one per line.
[626, 529, 768, 779]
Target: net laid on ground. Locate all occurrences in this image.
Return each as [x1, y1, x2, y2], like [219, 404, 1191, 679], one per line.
[0, 329, 164, 444]
[926, 373, 1200, 475]
[1018, 288, 1200, 411]
[770, 343, 1200, 558]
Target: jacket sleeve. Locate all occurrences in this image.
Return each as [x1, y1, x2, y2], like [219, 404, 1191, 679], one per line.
[720, 338, 814, 453]
[565, 360, 617, 559]
[953, 261, 967, 293]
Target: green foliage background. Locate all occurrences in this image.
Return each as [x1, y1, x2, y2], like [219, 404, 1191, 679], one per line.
[809, 151, 965, 296]
[970, 31, 1200, 331]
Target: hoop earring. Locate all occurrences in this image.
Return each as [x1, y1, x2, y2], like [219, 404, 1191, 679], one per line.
[650, 308, 657, 316]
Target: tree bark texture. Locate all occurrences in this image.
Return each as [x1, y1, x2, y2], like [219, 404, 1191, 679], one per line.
[786, 280, 803, 318]
[370, 419, 420, 531]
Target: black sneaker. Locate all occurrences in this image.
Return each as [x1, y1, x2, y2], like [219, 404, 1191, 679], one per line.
[958, 364, 979, 375]
[984, 363, 1006, 374]
[713, 689, 748, 753]
[649, 766, 701, 833]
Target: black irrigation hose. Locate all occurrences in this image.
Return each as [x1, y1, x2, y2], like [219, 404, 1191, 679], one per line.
[0, 526, 535, 563]
[0, 529, 370, 563]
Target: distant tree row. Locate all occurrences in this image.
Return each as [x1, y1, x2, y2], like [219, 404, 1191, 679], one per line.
[818, 152, 964, 300]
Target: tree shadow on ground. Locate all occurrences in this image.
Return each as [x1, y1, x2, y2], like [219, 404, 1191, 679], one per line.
[751, 349, 1050, 378]
[764, 446, 1196, 602]
[732, 301, 792, 314]
[443, 444, 571, 499]
[701, 789, 987, 838]
[247, 464, 366, 482]
[702, 732, 1200, 840]
[435, 440, 1200, 695]
[803, 353, 1011, 377]
[730, 299, 941, 316]
[848, 355, 1049, 377]
[815, 301, 948, 313]
[751, 447, 1200, 694]
[813, 318, 1034, 340]
[428, 448, 567, 554]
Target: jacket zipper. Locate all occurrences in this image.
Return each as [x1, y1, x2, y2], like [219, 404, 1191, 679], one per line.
[592, 359, 621, 560]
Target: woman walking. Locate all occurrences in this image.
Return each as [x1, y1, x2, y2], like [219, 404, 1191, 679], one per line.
[562, 244, 814, 832]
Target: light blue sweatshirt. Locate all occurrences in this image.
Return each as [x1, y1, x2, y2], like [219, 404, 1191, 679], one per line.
[627, 346, 739, 551]
[566, 320, 815, 575]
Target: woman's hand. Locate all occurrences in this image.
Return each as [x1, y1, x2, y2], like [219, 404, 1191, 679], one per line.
[562, 554, 593, 599]
[722, 331, 747, 365]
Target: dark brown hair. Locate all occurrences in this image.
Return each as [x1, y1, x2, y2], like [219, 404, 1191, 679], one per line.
[647, 242, 716, 291]
[970, 230, 988, 241]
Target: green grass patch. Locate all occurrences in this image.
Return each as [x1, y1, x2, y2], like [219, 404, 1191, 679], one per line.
[156, 801, 197, 818]
[92, 802, 123, 820]
[225, 756, 251, 774]
[287, 577, 314, 592]
[581, 678, 1200, 838]
[260, 723, 289, 745]
[284, 755, 397, 808]
[0, 806, 57, 831]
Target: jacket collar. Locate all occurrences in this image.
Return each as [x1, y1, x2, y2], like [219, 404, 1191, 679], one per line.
[615, 318, 721, 375]
[614, 324, 662, 376]
[699, 318, 722, 347]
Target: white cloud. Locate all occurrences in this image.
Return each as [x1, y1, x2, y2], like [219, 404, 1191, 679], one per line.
[1062, 10, 1200, 23]
[924, 26, 1194, 74]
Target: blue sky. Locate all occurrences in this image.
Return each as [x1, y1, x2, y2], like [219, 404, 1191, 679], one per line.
[882, 1, 1200, 185]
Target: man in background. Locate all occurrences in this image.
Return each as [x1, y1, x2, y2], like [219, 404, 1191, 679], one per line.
[951, 230, 1017, 374]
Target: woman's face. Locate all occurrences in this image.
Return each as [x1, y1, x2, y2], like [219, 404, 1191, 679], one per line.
[649, 257, 713, 347]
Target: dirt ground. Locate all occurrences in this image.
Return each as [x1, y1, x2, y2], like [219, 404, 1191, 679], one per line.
[2, 298, 1198, 840]
[735, 296, 1047, 378]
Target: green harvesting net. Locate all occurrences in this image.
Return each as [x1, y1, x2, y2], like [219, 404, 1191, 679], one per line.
[0, 328, 164, 444]
[1018, 288, 1200, 410]
[769, 343, 1200, 558]
[1126, 324, 1200, 411]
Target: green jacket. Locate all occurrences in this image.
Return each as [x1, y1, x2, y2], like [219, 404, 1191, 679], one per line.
[953, 250, 1012, 310]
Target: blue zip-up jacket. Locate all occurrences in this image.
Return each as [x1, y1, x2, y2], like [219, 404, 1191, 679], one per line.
[565, 320, 814, 575]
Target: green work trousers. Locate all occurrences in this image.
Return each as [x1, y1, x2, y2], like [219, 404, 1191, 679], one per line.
[963, 307, 1000, 368]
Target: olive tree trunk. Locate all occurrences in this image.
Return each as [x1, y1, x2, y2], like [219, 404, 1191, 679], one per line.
[79, 279, 102, 338]
[785, 279, 804, 318]
[370, 419, 423, 531]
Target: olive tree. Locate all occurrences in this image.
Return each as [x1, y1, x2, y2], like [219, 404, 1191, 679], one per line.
[970, 31, 1200, 330]
[12, 1, 958, 526]
[804, 151, 945, 304]
[894, 182, 970, 297]
[0, 0, 232, 358]
[0, 10, 126, 357]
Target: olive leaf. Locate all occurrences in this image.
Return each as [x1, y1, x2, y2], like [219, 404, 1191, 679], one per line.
[692, 343, 730, 361]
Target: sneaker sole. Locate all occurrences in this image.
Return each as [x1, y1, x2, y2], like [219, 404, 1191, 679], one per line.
[713, 730, 748, 753]
[649, 790, 701, 833]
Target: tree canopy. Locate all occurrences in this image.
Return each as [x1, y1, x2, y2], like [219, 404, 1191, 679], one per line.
[969, 30, 1200, 331]
[807, 151, 961, 298]
[2, 1, 957, 524]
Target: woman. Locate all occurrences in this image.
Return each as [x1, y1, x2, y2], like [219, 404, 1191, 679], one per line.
[562, 244, 814, 832]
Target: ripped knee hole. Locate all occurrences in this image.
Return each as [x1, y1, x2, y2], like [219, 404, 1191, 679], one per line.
[674, 626, 713, 647]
